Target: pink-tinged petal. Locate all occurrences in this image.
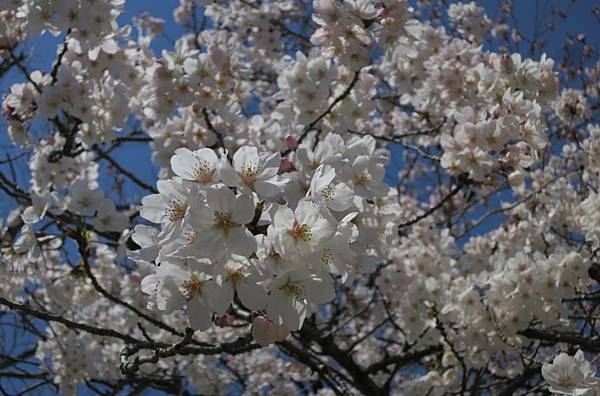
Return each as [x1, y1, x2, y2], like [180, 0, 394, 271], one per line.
[285, 135, 299, 150]
[214, 314, 234, 327]
[273, 323, 290, 342]
[278, 158, 295, 174]
[252, 316, 276, 347]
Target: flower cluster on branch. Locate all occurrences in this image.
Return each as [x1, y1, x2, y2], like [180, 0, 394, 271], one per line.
[1, 0, 600, 395]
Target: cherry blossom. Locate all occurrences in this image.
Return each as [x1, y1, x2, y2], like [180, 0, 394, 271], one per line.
[1, 0, 599, 395]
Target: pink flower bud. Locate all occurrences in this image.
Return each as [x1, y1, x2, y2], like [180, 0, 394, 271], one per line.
[273, 323, 290, 342]
[285, 135, 299, 150]
[252, 315, 277, 347]
[278, 158, 295, 174]
[214, 314, 233, 327]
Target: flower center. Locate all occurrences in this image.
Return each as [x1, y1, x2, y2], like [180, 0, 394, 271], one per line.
[279, 279, 303, 299]
[290, 221, 312, 242]
[99, 214, 112, 227]
[78, 196, 91, 208]
[166, 199, 186, 221]
[182, 274, 203, 300]
[226, 269, 245, 286]
[355, 173, 371, 186]
[239, 164, 258, 185]
[320, 185, 334, 201]
[269, 248, 282, 263]
[214, 211, 234, 233]
[321, 248, 334, 266]
[184, 229, 198, 244]
[558, 374, 572, 386]
[193, 160, 215, 184]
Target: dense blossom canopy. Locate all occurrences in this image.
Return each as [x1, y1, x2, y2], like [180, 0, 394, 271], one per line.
[0, 0, 599, 395]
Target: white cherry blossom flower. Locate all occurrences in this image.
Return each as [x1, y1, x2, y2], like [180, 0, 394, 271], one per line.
[265, 269, 336, 330]
[308, 164, 354, 212]
[91, 199, 129, 232]
[170, 147, 220, 185]
[186, 185, 256, 261]
[129, 225, 160, 263]
[207, 255, 267, 315]
[140, 179, 191, 239]
[268, 198, 336, 258]
[342, 155, 388, 198]
[542, 350, 599, 395]
[221, 146, 286, 197]
[67, 180, 105, 217]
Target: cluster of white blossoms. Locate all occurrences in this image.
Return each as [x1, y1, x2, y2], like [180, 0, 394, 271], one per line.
[554, 88, 593, 127]
[1, 0, 600, 394]
[541, 350, 599, 395]
[380, 20, 559, 182]
[311, 0, 372, 70]
[0, 1, 26, 57]
[17, 0, 125, 57]
[581, 191, 600, 248]
[136, 134, 390, 336]
[447, 1, 492, 44]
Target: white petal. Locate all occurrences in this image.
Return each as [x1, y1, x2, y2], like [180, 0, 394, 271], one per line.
[228, 228, 256, 257]
[273, 205, 294, 230]
[207, 186, 235, 213]
[141, 274, 160, 296]
[170, 148, 196, 180]
[295, 199, 321, 226]
[254, 180, 283, 197]
[206, 282, 234, 316]
[232, 193, 255, 225]
[237, 282, 267, 311]
[219, 156, 240, 187]
[187, 298, 212, 330]
[233, 146, 259, 173]
[304, 274, 336, 304]
[329, 183, 354, 212]
[132, 225, 158, 248]
[140, 194, 166, 223]
[258, 152, 281, 179]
